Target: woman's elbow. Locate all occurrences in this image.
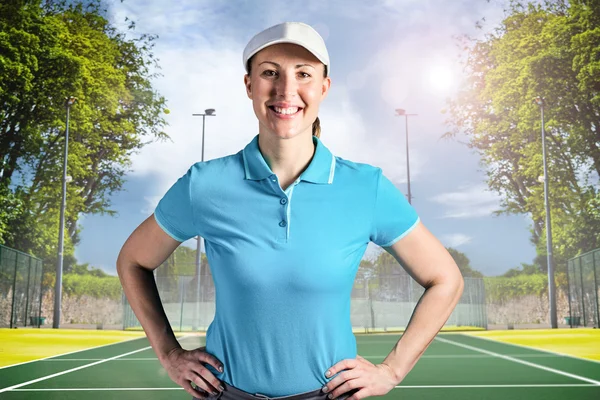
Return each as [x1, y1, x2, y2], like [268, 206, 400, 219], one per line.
[455, 273, 465, 299]
[435, 266, 464, 300]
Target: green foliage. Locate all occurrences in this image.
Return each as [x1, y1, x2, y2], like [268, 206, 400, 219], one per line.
[502, 262, 541, 277]
[156, 245, 202, 277]
[364, 246, 484, 277]
[444, 0, 600, 269]
[485, 274, 547, 302]
[0, 0, 168, 273]
[485, 271, 567, 302]
[0, 185, 23, 244]
[62, 273, 121, 300]
[68, 262, 109, 277]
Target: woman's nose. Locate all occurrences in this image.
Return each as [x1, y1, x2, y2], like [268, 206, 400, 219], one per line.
[274, 72, 298, 97]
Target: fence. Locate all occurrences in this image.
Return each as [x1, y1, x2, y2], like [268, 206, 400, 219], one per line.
[123, 266, 487, 331]
[0, 244, 44, 328]
[567, 248, 600, 328]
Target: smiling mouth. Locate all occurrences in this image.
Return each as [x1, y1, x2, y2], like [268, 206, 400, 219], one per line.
[268, 106, 303, 115]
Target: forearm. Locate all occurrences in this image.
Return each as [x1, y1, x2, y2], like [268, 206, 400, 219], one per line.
[382, 277, 464, 382]
[117, 262, 181, 362]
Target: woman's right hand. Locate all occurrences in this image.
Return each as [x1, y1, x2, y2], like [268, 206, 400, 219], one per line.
[161, 345, 225, 398]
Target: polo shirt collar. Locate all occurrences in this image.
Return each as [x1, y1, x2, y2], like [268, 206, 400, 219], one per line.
[242, 134, 336, 184]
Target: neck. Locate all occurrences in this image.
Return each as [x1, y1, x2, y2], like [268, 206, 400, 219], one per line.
[257, 131, 316, 190]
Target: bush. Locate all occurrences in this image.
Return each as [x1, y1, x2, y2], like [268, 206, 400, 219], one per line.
[484, 273, 567, 302]
[62, 273, 121, 300]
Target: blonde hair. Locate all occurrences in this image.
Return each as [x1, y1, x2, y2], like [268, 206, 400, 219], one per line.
[247, 56, 326, 138]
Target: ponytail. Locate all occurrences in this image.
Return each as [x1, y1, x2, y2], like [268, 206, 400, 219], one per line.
[312, 117, 321, 138]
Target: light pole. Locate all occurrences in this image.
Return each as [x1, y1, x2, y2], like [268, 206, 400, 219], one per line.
[395, 108, 418, 204]
[191, 108, 216, 330]
[53, 96, 77, 329]
[533, 96, 557, 329]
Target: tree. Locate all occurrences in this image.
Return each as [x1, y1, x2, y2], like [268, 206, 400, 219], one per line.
[446, 247, 484, 278]
[443, 0, 600, 271]
[502, 262, 540, 277]
[0, 1, 168, 282]
[368, 246, 483, 277]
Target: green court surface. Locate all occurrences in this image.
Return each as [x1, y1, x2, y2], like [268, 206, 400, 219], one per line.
[1, 333, 599, 400]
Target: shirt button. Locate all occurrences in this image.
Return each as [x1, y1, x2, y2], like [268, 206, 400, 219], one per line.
[279, 220, 287, 227]
[280, 198, 287, 205]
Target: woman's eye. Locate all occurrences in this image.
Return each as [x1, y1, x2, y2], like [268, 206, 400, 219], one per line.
[262, 70, 277, 77]
[299, 72, 311, 78]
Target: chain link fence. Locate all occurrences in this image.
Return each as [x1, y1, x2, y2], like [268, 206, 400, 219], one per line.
[0, 244, 44, 328]
[567, 248, 600, 328]
[123, 263, 487, 331]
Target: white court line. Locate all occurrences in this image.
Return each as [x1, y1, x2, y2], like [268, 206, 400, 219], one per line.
[463, 333, 600, 365]
[13, 388, 183, 391]
[0, 335, 147, 370]
[40, 358, 159, 361]
[395, 384, 598, 389]
[365, 353, 571, 359]
[435, 336, 600, 386]
[0, 334, 195, 393]
[10, 384, 598, 391]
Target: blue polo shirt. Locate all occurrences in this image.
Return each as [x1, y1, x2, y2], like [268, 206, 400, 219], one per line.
[154, 134, 419, 396]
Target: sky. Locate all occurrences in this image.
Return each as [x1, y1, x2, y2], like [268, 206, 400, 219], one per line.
[73, 0, 538, 277]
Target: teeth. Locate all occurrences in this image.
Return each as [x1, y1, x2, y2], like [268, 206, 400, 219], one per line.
[273, 106, 299, 115]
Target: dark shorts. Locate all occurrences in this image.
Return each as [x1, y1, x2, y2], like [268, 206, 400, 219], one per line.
[193, 381, 358, 400]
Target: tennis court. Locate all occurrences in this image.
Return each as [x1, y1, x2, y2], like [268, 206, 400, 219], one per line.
[1, 333, 599, 400]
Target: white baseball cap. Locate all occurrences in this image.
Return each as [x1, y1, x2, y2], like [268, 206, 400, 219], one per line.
[243, 22, 330, 76]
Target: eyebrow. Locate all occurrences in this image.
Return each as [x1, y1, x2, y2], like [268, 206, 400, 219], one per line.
[259, 61, 316, 69]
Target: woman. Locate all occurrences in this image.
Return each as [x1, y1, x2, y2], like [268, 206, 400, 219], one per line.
[117, 22, 464, 400]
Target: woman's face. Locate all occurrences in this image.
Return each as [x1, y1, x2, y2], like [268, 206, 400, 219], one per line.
[244, 43, 331, 140]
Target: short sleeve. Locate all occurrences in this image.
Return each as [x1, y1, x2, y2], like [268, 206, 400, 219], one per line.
[370, 169, 420, 247]
[154, 168, 197, 242]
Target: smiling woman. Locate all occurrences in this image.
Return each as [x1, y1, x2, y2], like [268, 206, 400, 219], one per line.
[117, 21, 464, 400]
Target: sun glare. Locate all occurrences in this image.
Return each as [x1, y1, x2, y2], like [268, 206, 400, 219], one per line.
[426, 63, 458, 95]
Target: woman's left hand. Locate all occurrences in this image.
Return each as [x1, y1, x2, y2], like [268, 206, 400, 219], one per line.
[322, 355, 399, 400]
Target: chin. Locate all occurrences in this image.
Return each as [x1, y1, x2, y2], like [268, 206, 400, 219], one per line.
[264, 124, 310, 140]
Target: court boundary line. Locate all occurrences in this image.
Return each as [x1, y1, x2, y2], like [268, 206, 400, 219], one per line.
[10, 383, 599, 391]
[0, 335, 148, 371]
[460, 333, 600, 365]
[0, 334, 195, 393]
[435, 336, 600, 386]
[366, 353, 580, 359]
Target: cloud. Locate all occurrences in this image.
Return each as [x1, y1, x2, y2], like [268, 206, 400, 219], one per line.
[141, 195, 161, 215]
[440, 233, 472, 248]
[431, 184, 501, 218]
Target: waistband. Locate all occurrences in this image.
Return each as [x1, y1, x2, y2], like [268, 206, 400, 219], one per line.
[195, 381, 330, 400]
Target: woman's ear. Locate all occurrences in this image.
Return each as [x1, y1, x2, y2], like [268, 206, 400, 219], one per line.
[244, 74, 252, 99]
[321, 76, 331, 99]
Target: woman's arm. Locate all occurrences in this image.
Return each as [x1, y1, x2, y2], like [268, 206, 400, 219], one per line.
[117, 214, 224, 397]
[380, 221, 464, 381]
[323, 221, 463, 399]
[117, 214, 182, 360]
